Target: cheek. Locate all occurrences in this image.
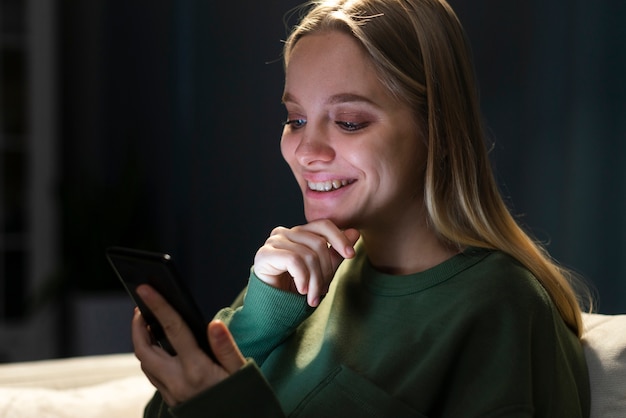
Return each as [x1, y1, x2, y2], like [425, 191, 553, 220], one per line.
[378, 137, 426, 190]
[280, 135, 300, 173]
[280, 135, 293, 162]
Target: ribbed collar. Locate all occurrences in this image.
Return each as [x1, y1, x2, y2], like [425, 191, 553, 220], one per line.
[351, 245, 492, 297]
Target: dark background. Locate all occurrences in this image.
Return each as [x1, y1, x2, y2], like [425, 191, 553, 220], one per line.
[52, 1, 626, 356]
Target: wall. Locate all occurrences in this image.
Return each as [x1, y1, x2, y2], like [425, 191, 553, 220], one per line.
[57, 0, 626, 358]
[453, 0, 626, 312]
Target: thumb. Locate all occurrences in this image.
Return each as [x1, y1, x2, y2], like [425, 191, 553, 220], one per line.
[208, 320, 246, 374]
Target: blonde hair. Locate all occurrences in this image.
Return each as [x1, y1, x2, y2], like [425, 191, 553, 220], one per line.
[284, 0, 588, 336]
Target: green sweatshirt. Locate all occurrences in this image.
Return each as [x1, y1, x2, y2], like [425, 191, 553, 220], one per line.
[145, 245, 590, 417]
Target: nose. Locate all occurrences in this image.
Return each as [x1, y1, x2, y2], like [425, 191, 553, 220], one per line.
[294, 126, 335, 166]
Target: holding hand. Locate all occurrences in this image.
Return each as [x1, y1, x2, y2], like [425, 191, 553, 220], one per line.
[253, 219, 360, 307]
[132, 284, 246, 407]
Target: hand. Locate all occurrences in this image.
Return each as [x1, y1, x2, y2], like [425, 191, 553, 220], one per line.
[132, 284, 246, 407]
[253, 219, 360, 307]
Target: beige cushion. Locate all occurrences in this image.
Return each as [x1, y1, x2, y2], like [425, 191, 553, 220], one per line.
[0, 353, 154, 418]
[582, 313, 626, 418]
[0, 316, 624, 417]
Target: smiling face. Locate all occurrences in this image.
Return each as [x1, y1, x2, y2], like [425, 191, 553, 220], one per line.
[281, 30, 427, 233]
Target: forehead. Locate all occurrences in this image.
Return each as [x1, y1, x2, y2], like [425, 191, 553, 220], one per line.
[283, 31, 386, 104]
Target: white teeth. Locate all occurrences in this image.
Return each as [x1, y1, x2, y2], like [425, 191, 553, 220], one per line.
[307, 179, 351, 192]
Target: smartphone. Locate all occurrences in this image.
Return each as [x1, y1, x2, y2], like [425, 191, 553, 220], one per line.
[106, 246, 217, 363]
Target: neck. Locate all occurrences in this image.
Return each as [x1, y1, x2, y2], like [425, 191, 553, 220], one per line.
[360, 215, 460, 276]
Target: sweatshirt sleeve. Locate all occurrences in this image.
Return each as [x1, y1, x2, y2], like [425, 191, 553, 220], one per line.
[143, 270, 314, 417]
[144, 360, 286, 418]
[214, 269, 315, 365]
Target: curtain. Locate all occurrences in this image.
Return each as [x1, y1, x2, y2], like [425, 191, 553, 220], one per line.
[453, 0, 626, 312]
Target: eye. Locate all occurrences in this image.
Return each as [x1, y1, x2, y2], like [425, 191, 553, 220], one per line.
[282, 118, 307, 129]
[336, 121, 369, 132]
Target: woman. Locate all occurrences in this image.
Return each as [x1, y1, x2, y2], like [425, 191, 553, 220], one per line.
[133, 0, 590, 416]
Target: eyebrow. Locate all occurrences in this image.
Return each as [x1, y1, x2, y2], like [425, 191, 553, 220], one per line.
[281, 92, 377, 107]
[327, 93, 376, 106]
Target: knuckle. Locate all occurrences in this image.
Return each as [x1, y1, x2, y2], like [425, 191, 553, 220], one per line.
[270, 226, 287, 236]
[265, 235, 282, 247]
[264, 232, 291, 250]
[313, 236, 330, 252]
[301, 249, 318, 265]
[254, 245, 269, 260]
[161, 317, 184, 340]
[284, 250, 303, 267]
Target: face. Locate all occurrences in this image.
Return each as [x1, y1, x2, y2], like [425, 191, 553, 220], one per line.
[281, 30, 427, 232]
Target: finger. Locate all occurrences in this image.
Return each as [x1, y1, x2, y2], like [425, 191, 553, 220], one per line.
[132, 306, 176, 399]
[280, 227, 334, 279]
[273, 242, 326, 302]
[255, 222, 359, 307]
[256, 235, 323, 296]
[135, 284, 199, 358]
[208, 320, 246, 374]
[141, 366, 166, 392]
[274, 230, 333, 307]
[132, 307, 159, 358]
[311, 227, 360, 306]
[263, 224, 359, 305]
[306, 277, 322, 307]
[255, 245, 310, 290]
[344, 228, 361, 248]
[296, 220, 356, 258]
[328, 228, 361, 271]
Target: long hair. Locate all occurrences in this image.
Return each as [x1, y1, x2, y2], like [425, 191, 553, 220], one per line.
[284, 0, 587, 337]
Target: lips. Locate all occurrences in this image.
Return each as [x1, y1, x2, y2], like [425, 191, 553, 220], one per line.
[307, 179, 355, 192]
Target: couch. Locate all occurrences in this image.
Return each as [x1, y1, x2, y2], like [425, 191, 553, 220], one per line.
[581, 313, 626, 417]
[0, 353, 154, 417]
[0, 313, 623, 417]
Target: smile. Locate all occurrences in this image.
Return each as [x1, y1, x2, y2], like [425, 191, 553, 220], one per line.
[307, 179, 354, 192]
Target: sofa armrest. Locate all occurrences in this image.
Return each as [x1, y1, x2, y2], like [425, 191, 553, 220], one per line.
[582, 313, 626, 418]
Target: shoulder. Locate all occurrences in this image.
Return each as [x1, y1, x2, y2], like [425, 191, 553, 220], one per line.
[458, 248, 549, 298]
[431, 249, 571, 349]
[444, 248, 555, 321]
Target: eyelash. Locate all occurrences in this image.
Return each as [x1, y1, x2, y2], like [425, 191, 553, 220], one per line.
[282, 119, 307, 129]
[282, 119, 369, 132]
[336, 121, 369, 132]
